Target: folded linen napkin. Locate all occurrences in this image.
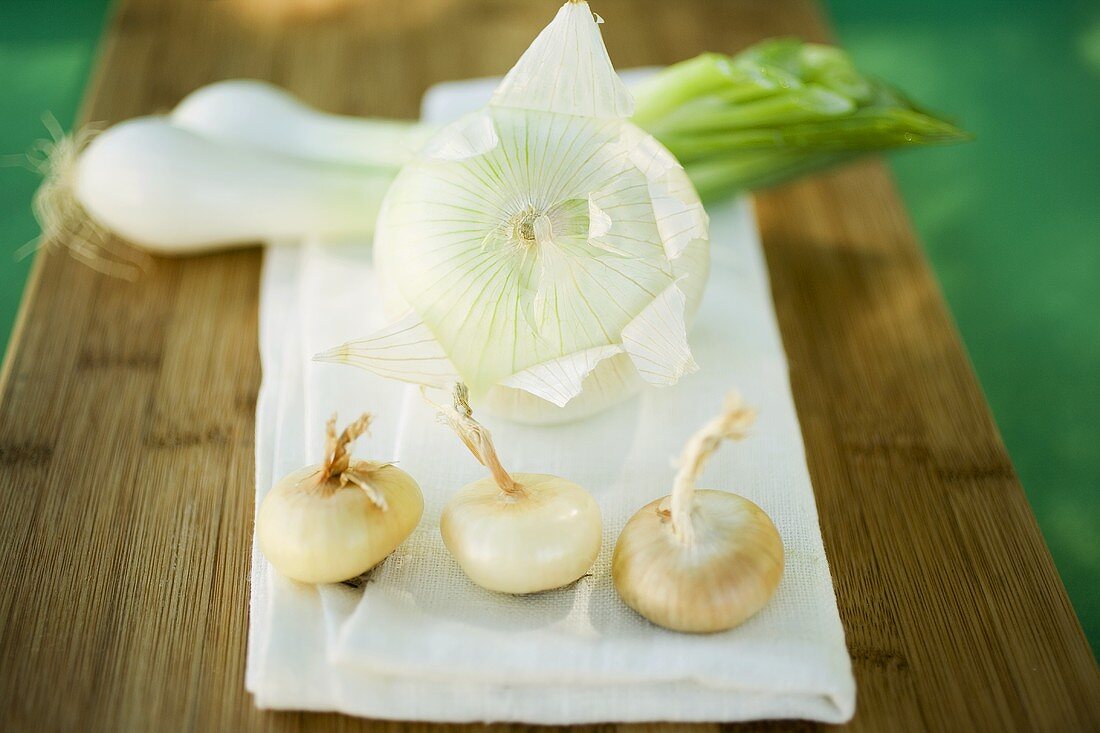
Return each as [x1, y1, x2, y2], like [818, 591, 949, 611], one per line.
[247, 77, 856, 724]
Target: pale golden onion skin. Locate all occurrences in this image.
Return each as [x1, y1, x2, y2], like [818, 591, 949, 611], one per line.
[440, 472, 602, 594]
[612, 489, 783, 633]
[478, 353, 643, 425]
[258, 463, 424, 584]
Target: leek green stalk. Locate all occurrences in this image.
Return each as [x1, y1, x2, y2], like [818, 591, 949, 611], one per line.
[636, 40, 969, 199]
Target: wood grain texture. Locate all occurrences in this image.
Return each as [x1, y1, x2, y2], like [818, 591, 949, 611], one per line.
[1, 0, 1096, 730]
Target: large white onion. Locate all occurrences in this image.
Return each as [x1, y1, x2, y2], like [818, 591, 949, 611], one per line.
[319, 1, 710, 424]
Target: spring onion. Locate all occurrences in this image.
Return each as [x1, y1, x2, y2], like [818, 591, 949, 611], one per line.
[29, 23, 966, 273]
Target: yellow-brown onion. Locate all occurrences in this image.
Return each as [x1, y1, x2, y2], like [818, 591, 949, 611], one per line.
[258, 413, 423, 584]
[612, 393, 783, 632]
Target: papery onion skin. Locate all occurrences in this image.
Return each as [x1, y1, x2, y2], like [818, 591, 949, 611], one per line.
[440, 472, 602, 594]
[612, 490, 783, 633]
[258, 463, 424, 584]
[477, 353, 644, 424]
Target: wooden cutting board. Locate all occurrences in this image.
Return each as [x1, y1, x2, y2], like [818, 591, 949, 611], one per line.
[1, 0, 1097, 730]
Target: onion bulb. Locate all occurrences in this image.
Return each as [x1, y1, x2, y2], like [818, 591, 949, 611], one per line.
[612, 393, 783, 632]
[429, 384, 602, 594]
[318, 0, 710, 425]
[258, 413, 423, 584]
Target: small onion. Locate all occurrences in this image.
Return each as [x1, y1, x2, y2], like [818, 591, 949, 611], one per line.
[258, 413, 423, 584]
[430, 384, 602, 593]
[612, 393, 783, 632]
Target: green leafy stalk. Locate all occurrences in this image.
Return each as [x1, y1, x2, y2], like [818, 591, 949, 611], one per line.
[634, 38, 970, 200]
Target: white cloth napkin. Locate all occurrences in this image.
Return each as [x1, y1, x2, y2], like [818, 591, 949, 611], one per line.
[247, 77, 856, 724]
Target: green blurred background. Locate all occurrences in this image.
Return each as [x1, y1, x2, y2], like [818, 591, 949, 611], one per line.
[1, 0, 1096, 654]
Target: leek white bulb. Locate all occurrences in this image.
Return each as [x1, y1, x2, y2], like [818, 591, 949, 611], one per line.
[431, 384, 602, 594]
[319, 0, 710, 424]
[75, 118, 391, 253]
[258, 413, 423, 584]
[612, 393, 784, 633]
